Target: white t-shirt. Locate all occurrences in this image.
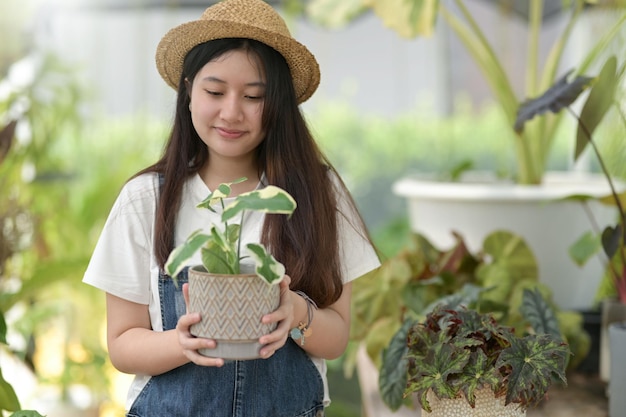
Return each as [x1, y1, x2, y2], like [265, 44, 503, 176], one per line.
[83, 172, 380, 409]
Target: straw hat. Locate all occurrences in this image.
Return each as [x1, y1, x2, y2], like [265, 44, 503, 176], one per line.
[155, 0, 320, 103]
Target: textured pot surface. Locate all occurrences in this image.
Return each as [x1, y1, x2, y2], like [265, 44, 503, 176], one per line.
[608, 322, 626, 417]
[423, 388, 526, 417]
[188, 266, 280, 360]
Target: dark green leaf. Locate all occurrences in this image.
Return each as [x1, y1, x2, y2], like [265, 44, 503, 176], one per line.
[575, 56, 618, 160]
[0, 120, 17, 163]
[602, 224, 623, 259]
[0, 369, 20, 412]
[379, 319, 413, 411]
[520, 288, 561, 338]
[497, 335, 568, 407]
[0, 312, 7, 345]
[514, 70, 594, 133]
[457, 350, 502, 407]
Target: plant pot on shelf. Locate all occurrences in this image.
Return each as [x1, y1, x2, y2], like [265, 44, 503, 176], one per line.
[393, 171, 620, 311]
[575, 308, 602, 374]
[423, 388, 526, 417]
[600, 298, 626, 382]
[608, 321, 626, 417]
[188, 264, 280, 360]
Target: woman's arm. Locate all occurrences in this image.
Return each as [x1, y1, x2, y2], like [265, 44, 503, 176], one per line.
[259, 282, 352, 360]
[106, 292, 224, 375]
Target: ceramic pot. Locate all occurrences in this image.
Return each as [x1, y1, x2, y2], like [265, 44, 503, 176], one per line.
[423, 388, 526, 417]
[608, 321, 626, 417]
[393, 172, 620, 310]
[600, 298, 626, 381]
[188, 265, 280, 360]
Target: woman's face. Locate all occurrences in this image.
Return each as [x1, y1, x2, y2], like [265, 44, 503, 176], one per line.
[187, 49, 266, 164]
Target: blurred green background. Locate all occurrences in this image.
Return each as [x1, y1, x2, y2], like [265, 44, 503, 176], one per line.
[1, 1, 625, 416]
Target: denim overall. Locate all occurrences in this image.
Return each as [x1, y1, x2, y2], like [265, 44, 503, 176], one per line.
[126, 266, 325, 416]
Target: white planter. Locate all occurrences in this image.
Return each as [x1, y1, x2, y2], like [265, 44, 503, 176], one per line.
[600, 299, 626, 382]
[608, 321, 626, 417]
[393, 171, 619, 311]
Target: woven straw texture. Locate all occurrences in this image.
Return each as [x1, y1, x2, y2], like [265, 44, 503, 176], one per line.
[188, 267, 280, 341]
[423, 388, 526, 417]
[155, 0, 320, 103]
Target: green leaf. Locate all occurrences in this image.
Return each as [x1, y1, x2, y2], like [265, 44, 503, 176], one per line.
[575, 56, 618, 160]
[0, 368, 20, 412]
[164, 230, 211, 278]
[196, 177, 247, 211]
[514, 70, 594, 133]
[221, 186, 297, 223]
[520, 288, 562, 338]
[200, 226, 239, 274]
[496, 334, 568, 407]
[457, 350, 501, 407]
[568, 231, 601, 267]
[406, 343, 469, 412]
[379, 319, 413, 411]
[8, 412, 45, 417]
[0, 312, 7, 345]
[245, 243, 285, 285]
[602, 224, 623, 259]
[305, 0, 366, 28]
[364, 0, 440, 38]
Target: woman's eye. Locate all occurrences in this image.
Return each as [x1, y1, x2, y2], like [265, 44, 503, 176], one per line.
[245, 95, 264, 100]
[205, 90, 222, 96]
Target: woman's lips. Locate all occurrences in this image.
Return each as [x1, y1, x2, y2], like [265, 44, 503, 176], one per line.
[216, 127, 245, 139]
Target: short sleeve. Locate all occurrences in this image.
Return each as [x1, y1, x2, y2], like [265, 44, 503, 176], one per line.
[82, 174, 159, 304]
[332, 174, 381, 283]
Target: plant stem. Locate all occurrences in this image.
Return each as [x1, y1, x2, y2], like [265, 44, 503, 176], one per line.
[568, 106, 626, 302]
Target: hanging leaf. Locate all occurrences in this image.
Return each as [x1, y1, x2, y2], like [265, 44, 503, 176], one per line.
[0, 120, 17, 164]
[520, 288, 561, 338]
[575, 56, 619, 161]
[0, 368, 20, 413]
[497, 334, 568, 407]
[514, 70, 594, 133]
[379, 319, 413, 411]
[602, 224, 623, 259]
[246, 243, 285, 285]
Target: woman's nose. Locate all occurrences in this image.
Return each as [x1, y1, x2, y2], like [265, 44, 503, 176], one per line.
[220, 95, 243, 122]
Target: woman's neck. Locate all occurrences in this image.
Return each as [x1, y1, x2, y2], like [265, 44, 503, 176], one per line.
[199, 158, 260, 196]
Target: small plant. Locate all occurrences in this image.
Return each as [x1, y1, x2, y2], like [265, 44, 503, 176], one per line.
[165, 177, 297, 285]
[514, 55, 626, 304]
[379, 289, 569, 412]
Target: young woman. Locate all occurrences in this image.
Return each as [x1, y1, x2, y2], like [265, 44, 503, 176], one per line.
[83, 0, 380, 415]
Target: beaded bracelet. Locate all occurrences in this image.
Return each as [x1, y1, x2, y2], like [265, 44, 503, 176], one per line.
[289, 290, 318, 346]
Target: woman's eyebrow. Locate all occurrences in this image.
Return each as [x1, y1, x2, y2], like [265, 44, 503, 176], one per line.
[200, 76, 265, 88]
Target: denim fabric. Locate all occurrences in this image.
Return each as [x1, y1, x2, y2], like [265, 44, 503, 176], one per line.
[126, 269, 324, 417]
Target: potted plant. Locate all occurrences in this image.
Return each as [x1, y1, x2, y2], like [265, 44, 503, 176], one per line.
[164, 178, 297, 360]
[378, 289, 569, 416]
[306, 0, 626, 311]
[349, 228, 587, 416]
[514, 53, 626, 413]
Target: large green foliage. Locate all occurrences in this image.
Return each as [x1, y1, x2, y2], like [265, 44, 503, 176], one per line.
[306, 0, 626, 184]
[383, 291, 569, 412]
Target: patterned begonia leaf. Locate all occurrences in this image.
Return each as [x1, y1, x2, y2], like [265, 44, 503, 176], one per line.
[496, 334, 569, 407]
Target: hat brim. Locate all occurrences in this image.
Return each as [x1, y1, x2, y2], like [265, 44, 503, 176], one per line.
[156, 19, 320, 103]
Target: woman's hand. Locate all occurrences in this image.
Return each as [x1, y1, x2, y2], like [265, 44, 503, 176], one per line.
[175, 283, 225, 367]
[258, 275, 293, 359]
